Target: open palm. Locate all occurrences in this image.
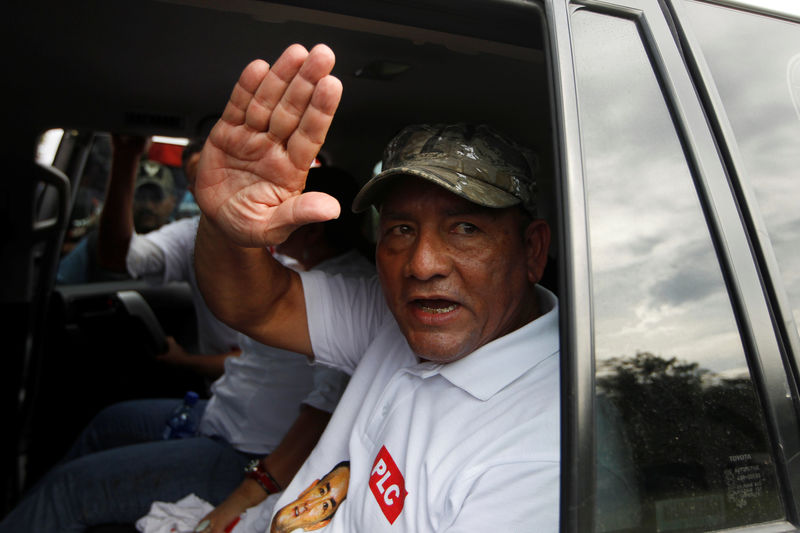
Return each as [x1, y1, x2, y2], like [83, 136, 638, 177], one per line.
[195, 44, 343, 247]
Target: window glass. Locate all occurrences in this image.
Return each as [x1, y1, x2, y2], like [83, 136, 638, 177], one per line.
[61, 133, 112, 258]
[570, 9, 783, 531]
[35, 128, 64, 166]
[681, 0, 800, 339]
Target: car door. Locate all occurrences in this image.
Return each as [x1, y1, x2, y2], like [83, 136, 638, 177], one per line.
[19, 131, 203, 489]
[546, 0, 800, 530]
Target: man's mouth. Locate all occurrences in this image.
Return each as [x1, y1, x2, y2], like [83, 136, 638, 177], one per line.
[415, 299, 458, 314]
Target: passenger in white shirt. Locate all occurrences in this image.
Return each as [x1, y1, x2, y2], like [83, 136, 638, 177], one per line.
[0, 134, 372, 533]
[193, 43, 559, 533]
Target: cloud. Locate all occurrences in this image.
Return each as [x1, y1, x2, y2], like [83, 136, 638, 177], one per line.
[572, 4, 800, 372]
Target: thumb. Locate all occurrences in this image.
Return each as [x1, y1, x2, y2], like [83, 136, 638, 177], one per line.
[288, 191, 342, 225]
[264, 191, 341, 242]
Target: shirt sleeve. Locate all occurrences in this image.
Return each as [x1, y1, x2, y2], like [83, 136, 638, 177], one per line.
[126, 217, 198, 283]
[126, 232, 167, 281]
[301, 365, 350, 414]
[299, 270, 389, 374]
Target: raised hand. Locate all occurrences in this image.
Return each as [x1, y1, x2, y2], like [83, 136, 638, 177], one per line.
[195, 44, 343, 247]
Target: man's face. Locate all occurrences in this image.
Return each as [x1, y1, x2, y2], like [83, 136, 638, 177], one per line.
[133, 184, 175, 233]
[271, 466, 350, 533]
[376, 178, 549, 363]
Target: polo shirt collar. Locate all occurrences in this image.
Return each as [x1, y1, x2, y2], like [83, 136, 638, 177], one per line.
[435, 285, 559, 401]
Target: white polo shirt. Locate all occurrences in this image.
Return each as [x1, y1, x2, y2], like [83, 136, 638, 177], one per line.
[271, 273, 560, 532]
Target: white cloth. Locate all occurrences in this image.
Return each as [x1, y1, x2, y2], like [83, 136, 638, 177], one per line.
[135, 492, 280, 533]
[269, 274, 560, 532]
[135, 493, 212, 533]
[126, 217, 374, 454]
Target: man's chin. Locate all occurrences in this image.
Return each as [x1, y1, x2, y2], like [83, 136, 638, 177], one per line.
[134, 213, 161, 233]
[407, 335, 473, 364]
[272, 513, 304, 533]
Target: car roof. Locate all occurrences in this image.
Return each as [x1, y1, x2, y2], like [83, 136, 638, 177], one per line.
[11, 0, 550, 182]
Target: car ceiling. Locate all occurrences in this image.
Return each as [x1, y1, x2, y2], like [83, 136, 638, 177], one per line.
[11, 0, 550, 183]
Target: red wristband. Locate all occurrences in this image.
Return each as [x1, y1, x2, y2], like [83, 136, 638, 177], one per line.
[244, 459, 281, 494]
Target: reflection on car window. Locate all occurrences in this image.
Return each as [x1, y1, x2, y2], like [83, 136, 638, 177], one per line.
[681, 0, 800, 340]
[571, 8, 783, 532]
[61, 134, 112, 258]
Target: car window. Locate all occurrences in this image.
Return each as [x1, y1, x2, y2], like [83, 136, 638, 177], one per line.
[680, 0, 800, 341]
[570, 7, 784, 531]
[57, 133, 195, 285]
[60, 133, 111, 259]
[35, 128, 65, 166]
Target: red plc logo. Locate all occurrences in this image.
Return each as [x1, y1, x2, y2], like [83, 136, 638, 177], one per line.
[369, 446, 407, 524]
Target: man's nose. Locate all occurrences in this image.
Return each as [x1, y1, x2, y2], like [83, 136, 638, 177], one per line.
[403, 230, 452, 280]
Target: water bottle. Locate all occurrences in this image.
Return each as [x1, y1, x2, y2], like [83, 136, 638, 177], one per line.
[163, 391, 199, 439]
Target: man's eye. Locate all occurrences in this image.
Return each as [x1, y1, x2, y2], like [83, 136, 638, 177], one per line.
[453, 222, 479, 235]
[322, 502, 329, 511]
[389, 224, 413, 236]
[319, 487, 325, 495]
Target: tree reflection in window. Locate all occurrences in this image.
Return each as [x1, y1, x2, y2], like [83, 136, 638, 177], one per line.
[597, 352, 781, 531]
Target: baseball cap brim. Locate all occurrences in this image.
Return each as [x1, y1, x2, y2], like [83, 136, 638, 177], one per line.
[352, 165, 521, 213]
[135, 178, 167, 190]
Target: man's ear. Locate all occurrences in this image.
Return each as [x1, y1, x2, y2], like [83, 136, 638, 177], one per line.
[524, 219, 551, 284]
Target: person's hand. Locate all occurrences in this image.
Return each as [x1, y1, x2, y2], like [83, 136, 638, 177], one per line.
[194, 478, 267, 533]
[156, 337, 241, 379]
[155, 336, 193, 367]
[196, 43, 343, 248]
[194, 501, 242, 533]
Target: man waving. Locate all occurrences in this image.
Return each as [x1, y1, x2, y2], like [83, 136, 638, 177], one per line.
[195, 43, 559, 532]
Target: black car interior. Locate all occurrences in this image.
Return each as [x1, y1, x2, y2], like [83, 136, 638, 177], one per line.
[4, 0, 555, 526]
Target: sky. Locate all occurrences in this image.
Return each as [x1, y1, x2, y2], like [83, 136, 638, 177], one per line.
[734, 0, 800, 17]
[571, 3, 800, 376]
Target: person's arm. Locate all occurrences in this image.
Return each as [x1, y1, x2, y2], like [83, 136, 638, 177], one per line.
[195, 220, 311, 356]
[155, 337, 241, 379]
[195, 405, 332, 533]
[96, 135, 149, 272]
[193, 44, 342, 356]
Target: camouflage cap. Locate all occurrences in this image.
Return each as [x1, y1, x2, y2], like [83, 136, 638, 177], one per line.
[352, 123, 538, 216]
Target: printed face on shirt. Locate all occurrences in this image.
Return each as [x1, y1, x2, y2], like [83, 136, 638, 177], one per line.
[270, 463, 350, 533]
[376, 178, 550, 363]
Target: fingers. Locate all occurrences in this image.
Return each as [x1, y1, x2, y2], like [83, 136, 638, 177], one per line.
[221, 60, 271, 126]
[267, 44, 336, 141]
[244, 44, 337, 143]
[287, 74, 342, 170]
[219, 44, 339, 170]
[246, 44, 310, 131]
